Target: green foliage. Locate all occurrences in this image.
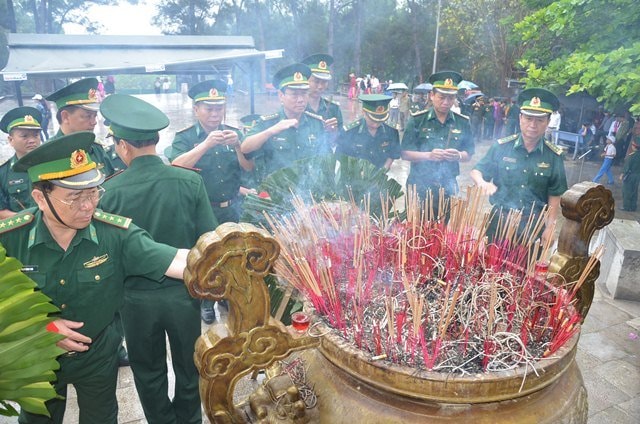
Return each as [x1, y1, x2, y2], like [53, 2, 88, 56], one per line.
[0, 244, 65, 417]
[241, 154, 403, 226]
[517, 0, 640, 113]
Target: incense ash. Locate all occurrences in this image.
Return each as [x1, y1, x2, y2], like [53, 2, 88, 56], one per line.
[267, 187, 596, 375]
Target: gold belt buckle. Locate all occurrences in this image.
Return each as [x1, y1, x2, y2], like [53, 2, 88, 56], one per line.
[219, 201, 230, 208]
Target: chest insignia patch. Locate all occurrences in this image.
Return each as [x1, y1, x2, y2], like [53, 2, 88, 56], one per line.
[502, 157, 517, 163]
[537, 162, 551, 169]
[83, 254, 109, 268]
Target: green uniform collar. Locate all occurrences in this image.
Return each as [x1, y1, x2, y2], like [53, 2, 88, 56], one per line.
[28, 210, 99, 249]
[513, 135, 545, 154]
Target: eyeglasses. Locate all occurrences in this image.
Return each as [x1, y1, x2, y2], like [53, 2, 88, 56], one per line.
[49, 186, 105, 210]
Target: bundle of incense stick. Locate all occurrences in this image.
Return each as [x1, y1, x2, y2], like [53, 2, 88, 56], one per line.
[266, 188, 592, 374]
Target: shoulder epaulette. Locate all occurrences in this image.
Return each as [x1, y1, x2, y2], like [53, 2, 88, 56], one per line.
[171, 163, 201, 172]
[0, 157, 10, 167]
[498, 134, 518, 144]
[93, 210, 132, 229]
[175, 125, 195, 134]
[323, 97, 340, 106]
[544, 140, 565, 156]
[452, 111, 469, 120]
[260, 113, 280, 122]
[342, 120, 361, 132]
[104, 169, 125, 182]
[0, 210, 35, 234]
[304, 111, 324, 121]
[411, 109, 429, 117]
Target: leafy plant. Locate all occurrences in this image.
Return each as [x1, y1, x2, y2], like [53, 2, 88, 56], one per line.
[0, 244, 64, 417]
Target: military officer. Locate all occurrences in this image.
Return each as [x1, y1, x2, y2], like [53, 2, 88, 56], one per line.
[100, 95, 216, 424]
[470, 88, 568, 245]
[401, 71, 474, 206]
[335, 94, 401, 169]
[167, 79, 250, 324]
[0, 133, 189, 424]
[167, 79, 253, 224]
[620, 140, 640, 211]
[46, 78, 120, 176]
[301, 54, 343, 135]
[241, 63, 329, 183]
[0, 107, 42, 218]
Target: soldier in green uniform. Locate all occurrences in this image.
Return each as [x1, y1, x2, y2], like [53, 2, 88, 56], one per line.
[0, 107, 42, 218]
[166, 79, 251, 323]
[401, 71, 474, 205]
[335, 94, 401, 169]
[0, 132, 189, 424]
[46, 78, 121, 176]
[100, 95, 216, 424]
[470, 88, 568, 246]
[167, 79, 253, 224]
[483, 98, 495, 140]
[620, 140, 640, 211]
[301, 54, 343, 139]
[241, 63, 329, 183]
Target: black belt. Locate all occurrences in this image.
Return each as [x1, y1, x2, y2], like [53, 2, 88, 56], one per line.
[211, 198, 235, 208]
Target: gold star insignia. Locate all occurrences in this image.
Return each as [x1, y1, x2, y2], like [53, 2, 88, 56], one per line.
[109, 216, 115, 221]
[8, 220, 14, 226]
[15, 217, 22, 223]
[0, 222, 6, 228]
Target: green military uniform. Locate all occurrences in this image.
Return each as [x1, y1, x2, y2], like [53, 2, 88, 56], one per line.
[245, 63, 329, 184]
[2, 133, 178, 424]
[301, 53, 344, 128]
[168, 122, 244, 223]
[483, 101, 495, 139]
[402, 71, 474, 201]
[335, 95, 400, 168]
[246, 109, 328, 179]
[0, 156, 34, 211]
[46, 78, 119, 177]
[167, 79, 247, 223]
[100, 94, 216, 424]
[0, 106, 43, 213]
[307, 96, 343, 127]
[473, 88, 567, 241]
[474, 134, 567, 215]
[622, 144, 640, 211]
[402, 108, 474, 196]
[336, 119, 400, 168]
[470, 99, 484, 142]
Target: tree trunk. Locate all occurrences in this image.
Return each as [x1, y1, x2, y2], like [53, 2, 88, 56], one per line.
[354, 0, 363, 75]
[408, 0, 424, 84]
[5, 0, 17, 32]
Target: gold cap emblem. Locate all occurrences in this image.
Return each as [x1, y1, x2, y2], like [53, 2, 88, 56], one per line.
[24, 115, 34, 123]
[209, 88, 219, 97]
[375, 106, 386, 113]
[70, 149, 89, 169]
[530, 97, 541, 107]
[293, 72, 303, 81]
[319, 60, 327, 70]
[444, 78, 454, 87]
[88, 88, 97, 101]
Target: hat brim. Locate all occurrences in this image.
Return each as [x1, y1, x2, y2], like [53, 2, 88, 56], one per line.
[50, 168, 105, 190]
[77, 103, 100, 112]
[12, 124, 42, 131]
[364, 111, 389, 122]
[433, 87, 458, 95]
[520, 108, 550, 117]
[311, 72, 332, 81]
[197, 99, 226, 105]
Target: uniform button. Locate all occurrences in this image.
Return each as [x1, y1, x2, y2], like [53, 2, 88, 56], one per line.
[59, 279, 65, 285]
[95, 275, 101, 281]
[218, 165, 221, 168]
[61, 304, 67, 309]
[523, 169, 527, 173]
[521, 185, 526, 188]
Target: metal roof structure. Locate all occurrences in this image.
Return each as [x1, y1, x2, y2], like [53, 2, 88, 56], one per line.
[1, 34, 266, 110]
[1, 34, 264, 78]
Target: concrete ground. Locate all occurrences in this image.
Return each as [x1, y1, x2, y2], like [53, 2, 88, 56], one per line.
[1, 91, 638, 423]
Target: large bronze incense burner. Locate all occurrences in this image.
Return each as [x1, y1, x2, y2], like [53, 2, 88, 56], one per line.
[185, 182, 614, 423]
